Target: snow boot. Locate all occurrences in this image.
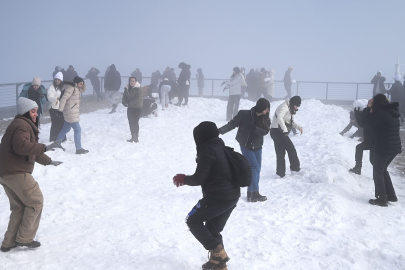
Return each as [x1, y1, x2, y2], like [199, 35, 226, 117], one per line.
[369, 197, 388, 207]
[1, 244, 17, 252]
[202, 244, 230, 270]
[349, 164, 361, 175]
[76, 148, 89, 154]
[247, 191, 253, 202]
[250, 192, 267, 202]
[387, 194, 398, 202]
[15, 240, 41, 248]
[127, 134, 136, 143]
[109, 104, 118, 114]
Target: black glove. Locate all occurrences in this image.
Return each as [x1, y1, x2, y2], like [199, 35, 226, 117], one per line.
[57, 111, 63, 117]
[49, 160, 63, 166]
[45, 140, 65, 152]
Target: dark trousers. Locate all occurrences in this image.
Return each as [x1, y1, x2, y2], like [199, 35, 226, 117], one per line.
[127, 108, 142, 137]
[49, 108, 66, 142]
[370, 152, 397, 199]
[226, 95, 241, 121]
[355, 141, 373, 165]
[186, 197, 238, 250]
[178, 85, 190, 105]
[270, 128, 300, 176]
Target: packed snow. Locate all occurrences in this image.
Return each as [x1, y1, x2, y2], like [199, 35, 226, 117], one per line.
[0, 98, 404, 270]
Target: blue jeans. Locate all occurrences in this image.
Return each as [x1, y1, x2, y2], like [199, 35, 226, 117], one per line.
[240, 145, 262, 192]
[56, 121, 82, 150]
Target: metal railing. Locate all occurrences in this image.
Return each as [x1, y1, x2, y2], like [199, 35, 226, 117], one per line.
[0, 76, 392, 118]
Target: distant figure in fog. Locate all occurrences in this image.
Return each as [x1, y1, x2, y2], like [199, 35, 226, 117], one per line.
[196, 68, 204, 97]
[240, 67, 246, 98]
[246, 68, 257, 101]
[104, 64, 122, 114]
[85, 67, 102, 102]
[131, 68, 143, 84]
[385, 75, 404, 124]
[265, 69, 275, 101]
[151, 70, 162, 94]
[122, 77, 143, 143]
[176, 62, 191, 106]
[256, 68, 266, 100]
[170, 68, 177, 82]
[162, 67, 171, 81]
[64, 65, 78, 83]
[371, 71, 386, 97]
[223, 67, 247, 121]
[283, 66, 293, 98]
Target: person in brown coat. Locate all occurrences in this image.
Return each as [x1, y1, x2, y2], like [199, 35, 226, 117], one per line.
[0, 97, 63, 252]
[122, 77, 143, 143]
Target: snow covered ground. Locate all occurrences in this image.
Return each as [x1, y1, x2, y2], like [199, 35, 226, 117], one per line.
[0, 98, 404, 270]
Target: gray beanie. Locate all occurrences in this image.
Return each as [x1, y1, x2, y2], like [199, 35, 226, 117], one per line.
[17, 97, 38, 115]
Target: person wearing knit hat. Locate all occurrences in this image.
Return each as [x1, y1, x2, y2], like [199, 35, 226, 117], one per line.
[172, 121, 240, 269]
[385, 76, 405, 124]
[219, 98, 271, 202]
[64, 65, 78, 82]
[55, 77, 89, 154]
[371, 71, 386, 96]
[18, 77, 47, 125]
[270, 96, 303, 178]
[0, 98, 63, 252]
[47, 72, 66, 142]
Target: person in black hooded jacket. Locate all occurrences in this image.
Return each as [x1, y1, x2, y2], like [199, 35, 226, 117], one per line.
[385, 75, 404, 124]
[104, 64, 122, 114]
[361, 94, 402, 207]
[172, 121, 239, 270]
[371, 72, 386, 96]
[85, 67, 101, 101]
[176, 62, 191, 106]
[218, 98, 271, 202]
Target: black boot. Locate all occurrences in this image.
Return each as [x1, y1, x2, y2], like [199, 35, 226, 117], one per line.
[349, 163, 361, 175]
[1, 244, 17, 252]
[15, 240, 41, 248]
[109, 104, 118, 114]
[250, 192, 267, 202]
[247, 192, 253, 202]
[127, 134, 136, 143]
[369, 196, 388, 207]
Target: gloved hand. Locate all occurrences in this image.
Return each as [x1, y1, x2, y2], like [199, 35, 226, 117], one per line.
[56, 111, 63, 117]
[49, 160, 63, 166]
[173, 174, 186, 187]
[45, 140, 63, 152]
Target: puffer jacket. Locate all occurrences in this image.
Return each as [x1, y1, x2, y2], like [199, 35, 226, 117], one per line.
[58, 82, 86, 123]
[122, 82, 143, 108]
[226, 73, 246, 95]
[47, 83, 63, 109]
[0, 115, 51, 176]
[362, 103, 402, 155]
[184, 137, 240, 200]
[271, 99, 302, 133]
[219, 107, 270, 151]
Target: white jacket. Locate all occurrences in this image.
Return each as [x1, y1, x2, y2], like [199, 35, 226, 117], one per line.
[226, 73, 247, 95]
[270, 99, 301, 133]
[47, 84, 62, 110]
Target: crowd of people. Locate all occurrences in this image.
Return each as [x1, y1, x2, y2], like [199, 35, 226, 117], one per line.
[0, 66, 403, 270]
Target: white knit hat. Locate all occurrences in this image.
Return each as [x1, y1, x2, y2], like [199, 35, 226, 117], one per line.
[54, 72, 63, 81]
[394, 74, 401, 81]
[17, 97, 38, 115]
[32, 76, 41, 86]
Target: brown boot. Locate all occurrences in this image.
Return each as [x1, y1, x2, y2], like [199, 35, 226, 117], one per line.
[202, 262, 228, 270]
[202, 244, 230, 269]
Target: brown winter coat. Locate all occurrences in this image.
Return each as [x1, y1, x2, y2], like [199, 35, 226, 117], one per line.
[0, 116, 51, 176]
[122, 83, 143, 108]
[58, 82, 86, 123]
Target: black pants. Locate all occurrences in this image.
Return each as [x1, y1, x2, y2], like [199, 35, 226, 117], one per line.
[127, 108, 142, 137]
[270, 128, 300, 176]
[355, 141, 373, 165]
[49, 108, 66, 142]
[226, 95, 241, 121]
[186, 197, 238, 251]
[370, 152, 397, 199]
[178, 85, 190, 105]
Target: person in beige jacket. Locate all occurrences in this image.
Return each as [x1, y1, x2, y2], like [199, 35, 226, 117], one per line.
[0, 97, 62, 252]
[56, 76, 89, 154]
[122, 77, 143, 142]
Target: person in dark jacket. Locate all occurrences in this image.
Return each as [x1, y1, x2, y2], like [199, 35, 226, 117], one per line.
[173, 121, 239, 270]
[122, 77, 143, 142]
[170, 68, 177, 82]
[361, 94, 402, 206]
[385, 75, 404, 124]
[339, 111, 363, 139]
[141, 97, 158, 117]
[219, 98, 271, 202]
[283, 66, 293, 99]
[196, 68, 204, 97]
[162, 67, 171, 81]
[104, 64, 122, 114]
[0, 97, 62, 252]
[85, 67, 102, 102]
[150, 70, 161, 93]
[64, 65, 78, 82]
[131, 68, 143, 84]
[176, 62, 191, 106]
[349, 108, 372, 175]
[371, 71, 386, 97]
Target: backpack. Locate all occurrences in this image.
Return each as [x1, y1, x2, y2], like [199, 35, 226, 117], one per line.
[223, 146, 252, 187]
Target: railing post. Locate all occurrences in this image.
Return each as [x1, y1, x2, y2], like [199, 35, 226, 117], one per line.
[212, 79, 214, 96]
[356, 84, 359, 100]
[326, 83, 329, 100]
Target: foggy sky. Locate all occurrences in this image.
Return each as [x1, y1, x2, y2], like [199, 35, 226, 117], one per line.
[1, 0, 404, 84]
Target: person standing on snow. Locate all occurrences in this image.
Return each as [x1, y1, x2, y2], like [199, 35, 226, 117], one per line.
[218, 98, 271, 202]
[19, 76, 47, 125]
[223, 67, 247, 121]
[172, 121, 239, 270]
[283, 66, 293, 99]
[131, 68, 143, 84]
[176, 62, 191, 106]
[47, 72, 66, 142]
[0, 97, 63, 252]
[371, 71, 386, 97]
[270, 96, 303, 178]
[104, 64, 122, 114]
[85, 67, 102, 102]
[361, 94, 402, 207]
[196, 68, 205, 97]
[265, 69, 275, 102]
[158, 78, 172, 110]
[385, 75, 404, 125]
[56, 76, 89, 154]
[64, 65, 78, 82]
[122, 77, 143, 143]
[246, 68, 257, 101]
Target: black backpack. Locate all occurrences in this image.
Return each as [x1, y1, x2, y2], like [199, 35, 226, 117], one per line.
[223, 146, 252, 187]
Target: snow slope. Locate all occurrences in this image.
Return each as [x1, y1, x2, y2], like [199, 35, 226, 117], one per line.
[0, 98, 404, 270]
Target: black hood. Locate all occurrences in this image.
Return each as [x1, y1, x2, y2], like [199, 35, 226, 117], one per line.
[193, 121, 219, 153]
[381, 102, 400, 117]
[110, 64, 117, 72]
